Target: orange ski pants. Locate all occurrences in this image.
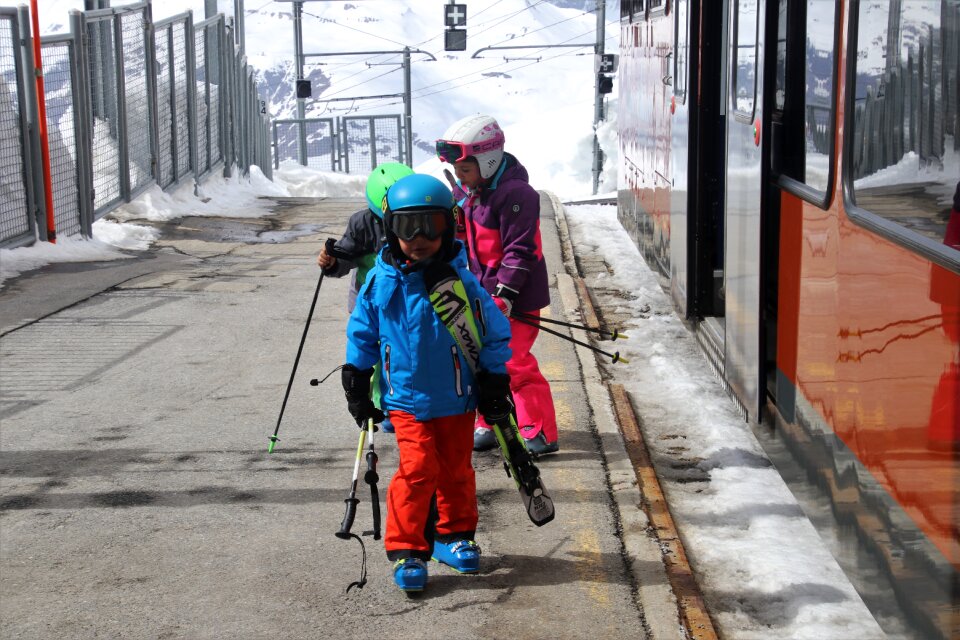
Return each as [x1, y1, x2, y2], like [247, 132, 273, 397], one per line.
[385, 410, 478, 560]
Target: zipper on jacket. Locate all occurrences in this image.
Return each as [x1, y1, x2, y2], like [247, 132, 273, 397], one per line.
[473, 296, 486, 337]
[384, 343, 394, 396]
[451, 346, 463, 397]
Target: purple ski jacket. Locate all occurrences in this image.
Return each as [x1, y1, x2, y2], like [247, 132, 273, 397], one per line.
[458, 153, 550, 313]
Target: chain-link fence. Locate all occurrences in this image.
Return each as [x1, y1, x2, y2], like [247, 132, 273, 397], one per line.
[272, 118, 336, 170]
[0, 2, 272, 249]
[342, 115, 403, 175]
[272, 115, 404, 174]
[0, 9, 37, 248]
[40, 35, 86, 239]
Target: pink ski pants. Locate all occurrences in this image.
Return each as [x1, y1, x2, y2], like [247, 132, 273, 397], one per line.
[478, 310, 558, 443]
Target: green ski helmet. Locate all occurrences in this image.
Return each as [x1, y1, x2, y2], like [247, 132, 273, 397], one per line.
[366, 163, 414, 219]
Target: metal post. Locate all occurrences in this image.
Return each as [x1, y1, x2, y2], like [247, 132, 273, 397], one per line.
[592, 0, 606, 195]
[143, 2, 161, 187]
[293, 0, 306, 165]
[185, 11, 198, 179]
[112, 12, 131, 201]
[166, 23, 178, 182]
[235, 0, 245, 54]
[205, 0, 217, 19]
[369, 117, 377, 168]
[28, 0, 56, 241]
[220, 18, 233, 178]
[17, 5, 46, 241]
[403, 46, 412, 167]
[70, 9, 95, 236]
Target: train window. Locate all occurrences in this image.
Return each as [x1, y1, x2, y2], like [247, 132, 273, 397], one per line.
[774, 0, 838, 197]
[803, 1, 836, 194]
[673, 0, 689, 101]
[774, 0, 786, 111]
[732, 0, 759, 119]
[846, 0, 960, 267]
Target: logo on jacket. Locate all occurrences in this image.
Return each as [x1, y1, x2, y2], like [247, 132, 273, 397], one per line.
[432, 289, 466, 326]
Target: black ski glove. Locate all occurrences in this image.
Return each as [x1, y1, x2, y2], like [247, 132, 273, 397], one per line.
[342, 364, 385, 428]
[476, 370, 512, 422]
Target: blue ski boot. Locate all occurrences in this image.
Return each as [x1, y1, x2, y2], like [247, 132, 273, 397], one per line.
[393, 558, 427, 592]
[431, 539, 481, 574]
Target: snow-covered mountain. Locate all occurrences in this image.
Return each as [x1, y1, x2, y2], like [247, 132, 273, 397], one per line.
[3, 0, 619, 197]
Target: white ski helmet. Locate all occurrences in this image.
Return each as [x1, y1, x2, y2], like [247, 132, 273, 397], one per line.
[436, 115, 506, 179]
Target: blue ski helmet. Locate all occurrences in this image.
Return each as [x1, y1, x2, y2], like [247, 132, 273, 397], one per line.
[365, 163, 414, 219]
[383, 174, 457, 262]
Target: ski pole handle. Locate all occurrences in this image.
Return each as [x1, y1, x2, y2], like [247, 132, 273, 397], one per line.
[368, 476, 381, 540]
[336, 495, 360, 540]
[326, 237, 354, 262]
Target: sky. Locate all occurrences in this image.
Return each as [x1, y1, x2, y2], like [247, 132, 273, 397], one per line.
[0, 1, 902, 638]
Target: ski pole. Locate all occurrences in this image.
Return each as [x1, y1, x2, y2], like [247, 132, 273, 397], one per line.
[363, 419, 381, 540]
[337, 419, 375, 593]
[268, 238, 337, 453]
[337, 422, 368, 540]
[512, 314, 629, 364]
[512, 310, 628, 341]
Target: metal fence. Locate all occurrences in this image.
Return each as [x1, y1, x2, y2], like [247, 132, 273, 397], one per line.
[272, 114, 404, 174]
[0, 2, 272, 249]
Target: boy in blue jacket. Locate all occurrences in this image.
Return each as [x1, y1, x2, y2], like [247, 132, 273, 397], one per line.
[340, 174, 513, 593]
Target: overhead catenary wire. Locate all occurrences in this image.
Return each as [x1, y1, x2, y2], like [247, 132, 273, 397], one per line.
[290, 0, 607, 114]
[292, 0, 557, 101]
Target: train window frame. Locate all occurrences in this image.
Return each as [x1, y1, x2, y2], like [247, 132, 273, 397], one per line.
[774, 0, 841, 210]
[841, 0, 960, 273]
[731, 0, 760, 123]
[673, 0, 689, 103]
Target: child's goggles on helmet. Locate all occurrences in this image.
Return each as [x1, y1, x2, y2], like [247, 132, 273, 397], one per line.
[435, 133, 506, 164]
[388, 208, 449, 241]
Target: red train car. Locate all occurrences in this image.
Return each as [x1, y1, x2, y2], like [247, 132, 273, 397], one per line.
[618, 1, 959, 637]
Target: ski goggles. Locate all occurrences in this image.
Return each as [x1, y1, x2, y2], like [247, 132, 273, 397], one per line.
[435, 133, 505, 164]
[388, 209, 449, 241]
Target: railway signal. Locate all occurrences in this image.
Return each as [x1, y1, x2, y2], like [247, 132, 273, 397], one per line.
[445, 2, 467, 51]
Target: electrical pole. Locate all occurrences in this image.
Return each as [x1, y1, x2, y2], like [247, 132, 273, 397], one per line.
[293, 1, 307, 165]
[403, 47, 412, 166]
[592, 0, 606, 196]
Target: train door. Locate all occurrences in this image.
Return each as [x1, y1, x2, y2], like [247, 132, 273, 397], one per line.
[720, 0, 767, 420]
[688, 1, 728, 338]
[668, 0, 693, 315]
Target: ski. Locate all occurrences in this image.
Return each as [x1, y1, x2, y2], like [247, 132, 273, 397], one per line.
[424, 262, 555, 527]
[489, 412, 555, 526]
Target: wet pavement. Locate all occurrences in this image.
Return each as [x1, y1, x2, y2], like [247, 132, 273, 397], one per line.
[0, 196, 680, 639]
